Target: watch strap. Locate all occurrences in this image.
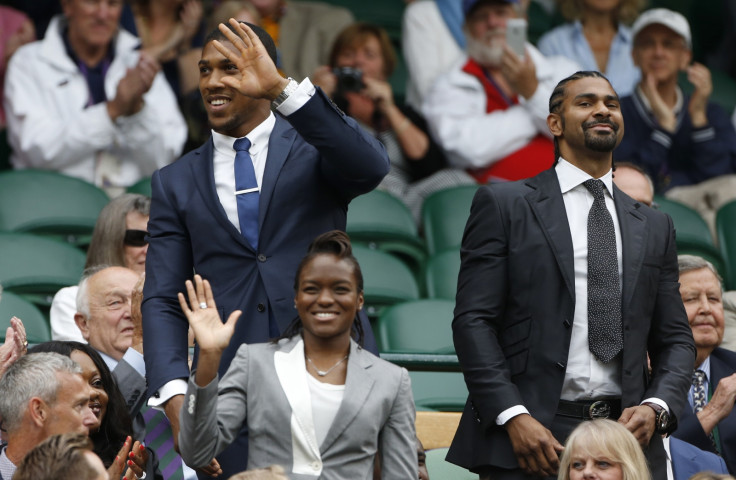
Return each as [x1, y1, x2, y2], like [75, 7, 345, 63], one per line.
[271, 77, 299, 110]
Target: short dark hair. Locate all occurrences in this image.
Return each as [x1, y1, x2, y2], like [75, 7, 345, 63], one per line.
[548, 70, 612, 165]
[204, 21, 278, 66]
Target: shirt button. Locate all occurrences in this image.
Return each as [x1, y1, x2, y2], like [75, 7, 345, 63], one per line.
[311, 462, 321, 471]
[257, 254, 267, 262]
[257, 303, 265, 312]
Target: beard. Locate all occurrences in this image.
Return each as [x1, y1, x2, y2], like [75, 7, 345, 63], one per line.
[466, 29, 505, 68]
[583, 119, 620, 152]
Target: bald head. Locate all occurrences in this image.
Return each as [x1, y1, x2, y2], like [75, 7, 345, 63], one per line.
[613, 164, 654, 206]
[75, 266, 140, 360]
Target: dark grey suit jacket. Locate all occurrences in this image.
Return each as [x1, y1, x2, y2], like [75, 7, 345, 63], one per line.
[448, 167, 696, 471]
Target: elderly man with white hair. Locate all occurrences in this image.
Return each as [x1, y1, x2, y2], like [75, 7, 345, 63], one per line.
[673, 255, 736, 474]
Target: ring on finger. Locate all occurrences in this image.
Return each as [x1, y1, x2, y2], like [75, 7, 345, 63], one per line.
[199, 302, 208, 309]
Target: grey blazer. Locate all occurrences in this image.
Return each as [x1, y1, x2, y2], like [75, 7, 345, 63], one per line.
[178, 337, 416, 479]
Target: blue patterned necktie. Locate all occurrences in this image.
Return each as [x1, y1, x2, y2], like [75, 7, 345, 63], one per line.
[692, 369, 719, 452]
[583, 179, 623, 363]
[234, 137, 259, 249]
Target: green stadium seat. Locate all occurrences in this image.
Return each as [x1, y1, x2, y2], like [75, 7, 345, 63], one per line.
[0, 232, 86, 309]
[422, 186, 479, 256]
[425, 250, 461, 300]
[352, 245, 420, 320]
[425, 448, 479, 480]
[409, 370, 468, 412]
[347, 190, 426, 276]
[376, 299, 455, 354]
[126, 176, 152, 197]
[654, 196, 724, 273]
[0, 290, 51, 344]
[0, 170, 109, 248]
[716, 199, 736, 289]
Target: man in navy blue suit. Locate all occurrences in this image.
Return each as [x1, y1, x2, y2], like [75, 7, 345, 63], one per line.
[673, 255, 736, 474]
[141, 20, 389, 479]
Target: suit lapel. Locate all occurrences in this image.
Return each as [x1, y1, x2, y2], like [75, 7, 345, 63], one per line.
[613, 186, 647, 313]
[320, 341, 375, 452]
[258, 115, 298, 228]
[189, 139, 253, 251]
[525, 169, 576, 301]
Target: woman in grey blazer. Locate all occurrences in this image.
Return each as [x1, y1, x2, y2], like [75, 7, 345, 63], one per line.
[177, 231, 417, 479]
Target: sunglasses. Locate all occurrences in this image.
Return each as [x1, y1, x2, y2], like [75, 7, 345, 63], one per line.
[124, 229, 149, 247]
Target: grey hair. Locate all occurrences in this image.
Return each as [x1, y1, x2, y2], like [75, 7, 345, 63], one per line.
[0, 353, 82, 433]
[76, 265, 112, 318]
[678, 255, 723, 287]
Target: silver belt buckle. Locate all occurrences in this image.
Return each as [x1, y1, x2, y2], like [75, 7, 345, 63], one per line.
[588, 401, 611, 419]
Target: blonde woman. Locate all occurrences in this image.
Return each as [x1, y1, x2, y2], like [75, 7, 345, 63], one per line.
[558, 420, 650, 480]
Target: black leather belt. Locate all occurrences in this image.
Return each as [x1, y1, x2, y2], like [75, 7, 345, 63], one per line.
[556, 399, 622, 420]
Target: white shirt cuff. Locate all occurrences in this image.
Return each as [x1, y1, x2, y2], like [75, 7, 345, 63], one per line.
[276, 78, 316, 116]
[641, 397, 670, 414]
[122, 348, 146, 377]
[496, 405, 530, 425]
[148, 379, 188, 409]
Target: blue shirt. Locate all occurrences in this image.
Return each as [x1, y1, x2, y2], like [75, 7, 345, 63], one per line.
[537, 20, 640, 97]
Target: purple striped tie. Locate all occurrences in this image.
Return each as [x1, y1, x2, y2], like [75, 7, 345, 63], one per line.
[143, 406, 185, 479]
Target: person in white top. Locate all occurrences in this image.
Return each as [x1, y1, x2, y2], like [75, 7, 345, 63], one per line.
[3, 0, 187, 193]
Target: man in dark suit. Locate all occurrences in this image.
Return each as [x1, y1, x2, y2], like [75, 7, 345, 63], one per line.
[448, 70, 696, 480]
[673, 255, 736, 474]
[140, 20, 389, 479]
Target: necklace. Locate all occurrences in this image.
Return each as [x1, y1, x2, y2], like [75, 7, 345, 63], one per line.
[306, 354, 348, 377]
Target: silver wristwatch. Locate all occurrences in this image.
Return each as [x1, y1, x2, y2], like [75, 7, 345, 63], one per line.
[271, 77, 299, 110]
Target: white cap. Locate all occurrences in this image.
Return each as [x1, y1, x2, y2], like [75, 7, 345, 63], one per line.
[631, 8, 691, 49]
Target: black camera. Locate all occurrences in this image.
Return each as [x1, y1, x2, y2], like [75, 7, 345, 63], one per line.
[333, 67, 364, 92]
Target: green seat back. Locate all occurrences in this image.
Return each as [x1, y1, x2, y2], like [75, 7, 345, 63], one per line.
[409, 370, 468, 412]
[352, 245, 420, 320]
[348, 190, 425, 275]
[0, 291, 51, 344]
[0, 170, 109, 247]
[425, 448, 479, 480]
[377, 299, 455, 354]
[717, 199, 736, 289]
[422, 186, 480, 256]
[0, 232, 86, 307]
[425, 250, 461, 300]
[127, 177, 152, 197]
[654, 196, 724, 272]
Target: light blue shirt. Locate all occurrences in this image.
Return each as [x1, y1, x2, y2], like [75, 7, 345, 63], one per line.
[537, 20, 640, 97]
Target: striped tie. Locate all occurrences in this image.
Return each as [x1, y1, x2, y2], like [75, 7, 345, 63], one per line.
[143, 405, 185, 480]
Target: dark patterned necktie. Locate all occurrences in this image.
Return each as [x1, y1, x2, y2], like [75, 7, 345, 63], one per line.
[234, 137, 260, 249]
[583, 179, 623, 363]
[692, 369, 719, 452]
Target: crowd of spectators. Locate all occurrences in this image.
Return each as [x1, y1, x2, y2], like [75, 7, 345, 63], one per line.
[2, 0, 736, 479]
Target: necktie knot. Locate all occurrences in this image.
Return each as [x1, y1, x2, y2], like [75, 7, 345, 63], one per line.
[693, 369, 707, 386]
[234, 137, 251, 152]
[583, 179, 607, 202]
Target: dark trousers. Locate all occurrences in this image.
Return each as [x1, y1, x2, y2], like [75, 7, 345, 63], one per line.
[479, 414, 667, 480]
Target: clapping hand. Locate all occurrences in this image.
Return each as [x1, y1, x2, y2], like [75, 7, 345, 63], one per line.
[0, 316, 27, 377]
[211, 19, 289, 102]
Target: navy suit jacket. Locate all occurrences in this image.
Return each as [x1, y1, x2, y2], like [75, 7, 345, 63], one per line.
[674, 347, 736, 474]
[447, 168, 696, 473]
[141, 89, 388, 476]
[670, 437, 728, 480]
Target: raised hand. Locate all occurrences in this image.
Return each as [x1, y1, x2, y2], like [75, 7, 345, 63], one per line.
[178, 275, 241, 353]
[687, 62, 712, 128]
[500, 44, 538, 100]
[640, 73, 676, 132]
[125, 441, 148, 479]
[211, 19, 289, 101]
[0, 316, 28, 377]
[107, 436, 133, 479]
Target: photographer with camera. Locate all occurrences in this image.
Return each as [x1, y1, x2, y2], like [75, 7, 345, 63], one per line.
[312, 23, 474, 223]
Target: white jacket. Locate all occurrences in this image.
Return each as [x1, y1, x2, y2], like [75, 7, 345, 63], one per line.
[422, 45, 579, 170]
[4, 15, 187, 187]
